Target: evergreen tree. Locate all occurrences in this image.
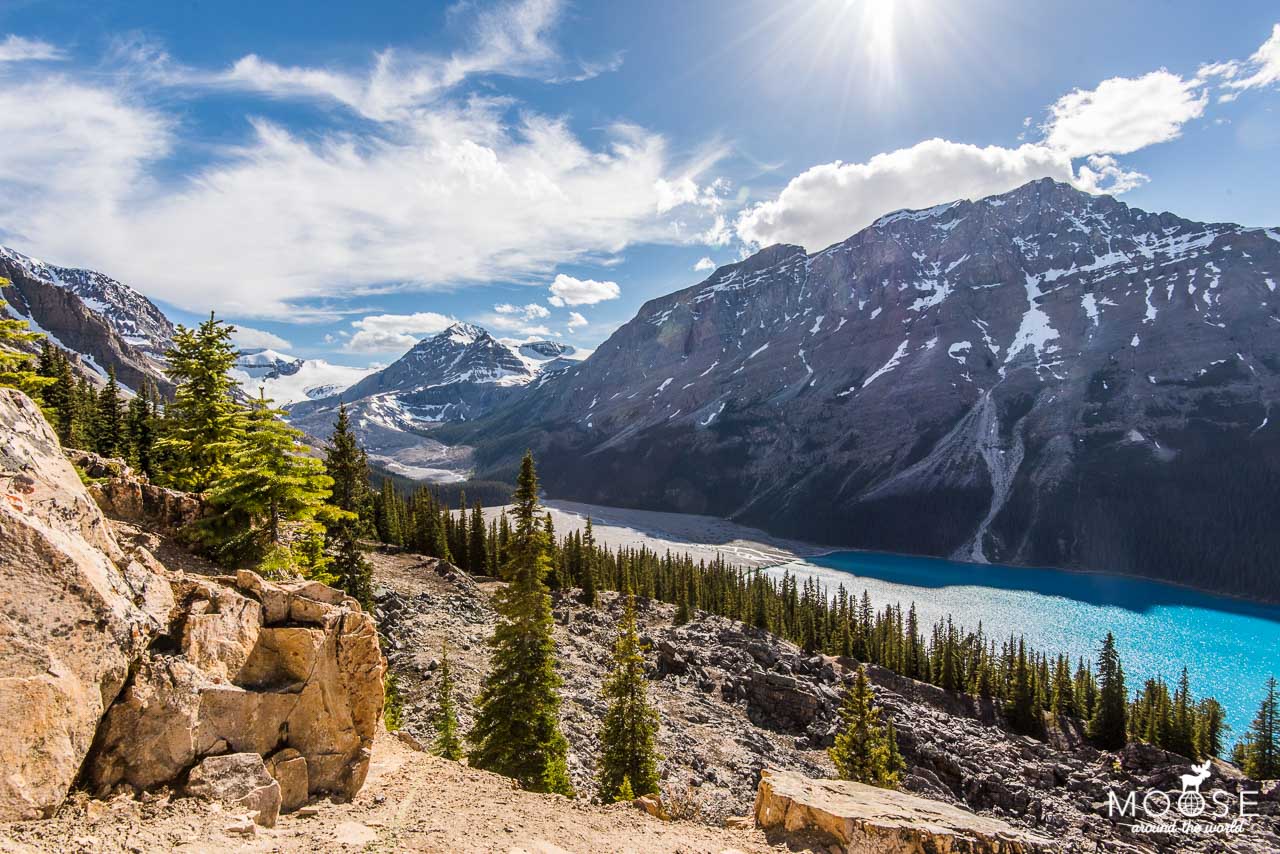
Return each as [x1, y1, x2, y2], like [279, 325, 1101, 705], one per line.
[434, 641, 463, 761]
[579, 516, 598, 606]
[126, 382, 158, 477]
[323, 403, 374, 607]
[324, 403, 371, 526]
[829, 666, 902, 789]
[0, 291, 53, 397]
[159, 312, 242, 491]
[467, 453, 574, 795]
[95, 367, 124, 458]
[1242, 676, 1280, 779]
[204, 391, 333, 561]
[597, 592, 661, 802]
[468, 501, 487, 574]
[1088, 633, 1128, 750]
[1196, 698, 1227, 759]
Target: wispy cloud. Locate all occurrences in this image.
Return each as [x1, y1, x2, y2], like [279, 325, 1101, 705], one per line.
[0, 0, 720, 320]
[0, 35, 64, 63]
[345, 311, 458, 353]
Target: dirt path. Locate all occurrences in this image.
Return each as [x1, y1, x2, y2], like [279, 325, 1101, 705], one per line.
[0, 729, 783, 854]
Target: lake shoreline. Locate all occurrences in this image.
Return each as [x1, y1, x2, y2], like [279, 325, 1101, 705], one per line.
[515, 497, 1277, 612]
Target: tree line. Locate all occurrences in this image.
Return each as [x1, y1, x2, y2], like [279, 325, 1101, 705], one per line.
[0, 304, 375, 607]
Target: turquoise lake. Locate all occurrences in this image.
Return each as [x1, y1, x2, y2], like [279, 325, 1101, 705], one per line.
[771, 551, 1280, 746]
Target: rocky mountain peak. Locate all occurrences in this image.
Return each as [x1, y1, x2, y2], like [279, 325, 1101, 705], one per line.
[458, 178, 1280, 601]
[0, 246, 175, 358]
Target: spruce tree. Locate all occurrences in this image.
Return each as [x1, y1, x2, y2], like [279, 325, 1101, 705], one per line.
[1088, 633, 1128, 750]
[434, 641, 464, 761]
[467, 452, 574, 795]
[95, 367, 124, 458]
[468, 501, 487, 574]
[597, 592, 661, 802]
[126, 382, 158, 477]
[1242, 676, 1280, 779]
[205, 391, 333, 561]
[0, 292, 53, 398]
[323, 403, 374, 607]
[579, 516, 598, 606]
[159, 312, 242, 491]
[829, 666, 902, 789]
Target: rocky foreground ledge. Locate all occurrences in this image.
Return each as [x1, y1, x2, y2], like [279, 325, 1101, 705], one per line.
[756, 769, 1057, 853]
[0, 389, 384, 827]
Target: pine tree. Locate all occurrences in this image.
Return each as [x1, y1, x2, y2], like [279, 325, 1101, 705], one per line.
[829, 666, 902, 789]
[126, 381, 158, 477]
[323, 403, 374, 606]
[205, 391, 333, 561]
[95, 367, 124, 458]
[579, 516, 598, 606]
[469, 501, 487, 574]
[1051, 655, 1076, 717]
[434, 641, 464, 761]
[0, 291, 53, 398]
[597, 592, 661, 802]
[467, 452, 574, 796]
[1242, 676, 1280, 779]
[1196, 698, 1227, 759]
[1088, 633, 1128, 750]
[159, 312, 242, 491]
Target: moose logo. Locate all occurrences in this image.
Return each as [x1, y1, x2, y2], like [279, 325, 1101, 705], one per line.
[1107, 759, 1258, 836]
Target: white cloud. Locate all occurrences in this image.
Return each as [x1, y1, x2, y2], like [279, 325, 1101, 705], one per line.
[230, 324, 293, 351]
[1213, 23, 1280, 95]
[567, 311, 587, 330]
[1073, 155, 1148, 195]
[0, 3, 720, 320]
[547, 273, 620, 307]
[1042, 70, 1206, 158]
[736, 139, 1077, 251]
[494, 302, 550, 320]
[693, 256, 716, 272]
[479, 312, 552, 336]
[345, 311, 456, 353]
[735, 58, 1225, 252]
[0, 35, 64, 63]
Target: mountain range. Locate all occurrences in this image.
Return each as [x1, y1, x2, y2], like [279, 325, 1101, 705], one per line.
[288, 323, 580, 481]
[5, 178, 1278, 599]
[447, 179, 1280, 599]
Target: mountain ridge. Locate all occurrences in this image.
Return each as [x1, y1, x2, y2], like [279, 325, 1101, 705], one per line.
[443, 178, 1280, 600]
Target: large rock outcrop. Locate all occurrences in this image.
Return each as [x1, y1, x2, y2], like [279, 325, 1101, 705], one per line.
[86, 569, 385, 806]
[0, 389, 174, 820]
[0, 389, 384, 822]
[754, 769, 1059, 853]
[65, 449, 205, 534]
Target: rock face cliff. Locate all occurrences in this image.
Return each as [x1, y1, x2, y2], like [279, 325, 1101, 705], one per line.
[0, 389, 383, 824]
[458, 179, 1280, 599]
[0, 388, 173, 821]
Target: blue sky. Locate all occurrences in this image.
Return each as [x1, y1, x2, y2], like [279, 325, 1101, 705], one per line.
[1, 0, 1278, 365]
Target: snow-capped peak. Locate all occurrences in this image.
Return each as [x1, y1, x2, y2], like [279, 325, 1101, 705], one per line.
[0, 245, 175, 357]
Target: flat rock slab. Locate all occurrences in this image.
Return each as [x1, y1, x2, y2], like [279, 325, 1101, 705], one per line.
[755, 768, 1060, 853]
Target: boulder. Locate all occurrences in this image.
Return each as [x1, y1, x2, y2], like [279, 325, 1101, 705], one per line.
[267, 748, 310, 813]
[184, 753, 281, 827]
[86, 570, 384, 802]
[67, 449, 206, 534]
[0, 390, 173, 821]
[754, 769, 1059, 853]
